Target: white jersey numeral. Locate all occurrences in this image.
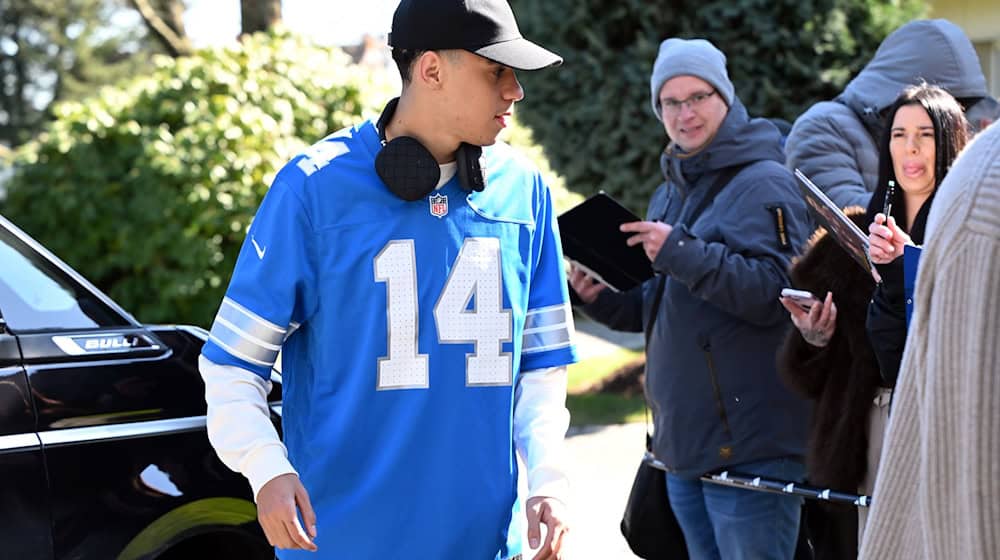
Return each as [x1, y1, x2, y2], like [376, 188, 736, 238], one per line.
[374, 240, 429, 389]
[374, 238, 512, 389]
[435, 238, 512, 386]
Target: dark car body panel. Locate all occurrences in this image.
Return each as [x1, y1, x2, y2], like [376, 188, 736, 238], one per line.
[0, 336, 54, 560]
[0, 215, 276, 559]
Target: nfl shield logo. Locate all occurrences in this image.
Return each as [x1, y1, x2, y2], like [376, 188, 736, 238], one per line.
[429, 193, 448, 218]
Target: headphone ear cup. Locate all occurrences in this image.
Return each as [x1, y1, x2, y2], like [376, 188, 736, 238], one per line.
[456, 143, 486, 192]
[376, 137, 440, 202]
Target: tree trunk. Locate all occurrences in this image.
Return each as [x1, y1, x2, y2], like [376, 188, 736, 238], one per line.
[241, 0, 282, 36]
[130, 0, 192, 57]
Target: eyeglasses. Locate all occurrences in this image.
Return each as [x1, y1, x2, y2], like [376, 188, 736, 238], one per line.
[660, 90, 717, 115]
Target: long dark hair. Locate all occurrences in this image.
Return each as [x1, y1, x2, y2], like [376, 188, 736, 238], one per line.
[867, 84, 969, 239]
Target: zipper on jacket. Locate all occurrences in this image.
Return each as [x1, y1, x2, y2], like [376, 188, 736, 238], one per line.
[702, 346, 734, 443]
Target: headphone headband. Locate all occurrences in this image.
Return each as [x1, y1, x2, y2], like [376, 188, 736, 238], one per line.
[374, 98, 487, 201]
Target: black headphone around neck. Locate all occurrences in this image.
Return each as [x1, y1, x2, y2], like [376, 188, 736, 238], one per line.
[374, 98, 487, 202]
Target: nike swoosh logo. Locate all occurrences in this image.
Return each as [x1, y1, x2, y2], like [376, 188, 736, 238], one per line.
[251, 237, 266, 259]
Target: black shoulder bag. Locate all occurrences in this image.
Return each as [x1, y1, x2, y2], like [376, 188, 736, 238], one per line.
[620, 165, 745, 559]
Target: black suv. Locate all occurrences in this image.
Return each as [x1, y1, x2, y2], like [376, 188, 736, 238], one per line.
[0, 214, 278, 559]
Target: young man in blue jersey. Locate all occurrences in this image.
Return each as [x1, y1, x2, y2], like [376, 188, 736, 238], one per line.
[198, 1, 577, 559]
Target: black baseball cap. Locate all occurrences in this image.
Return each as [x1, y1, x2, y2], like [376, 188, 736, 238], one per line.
[388, 0, 562, 71]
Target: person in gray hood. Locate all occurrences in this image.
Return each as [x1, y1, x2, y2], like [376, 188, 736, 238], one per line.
[570, 38, 812, 559]
[785, 19, 990, 210]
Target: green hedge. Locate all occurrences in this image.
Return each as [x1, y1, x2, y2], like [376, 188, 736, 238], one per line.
[3, 32, 391, 327]
[500, 117, 583, 213]
[2, 31, 577, 328]
[509, 0, 926, 213]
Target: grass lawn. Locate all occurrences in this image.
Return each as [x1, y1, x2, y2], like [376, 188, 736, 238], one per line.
[566, 347, 646, 426]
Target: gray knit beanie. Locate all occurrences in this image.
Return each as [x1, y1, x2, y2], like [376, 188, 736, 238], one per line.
[649, 38, 735, 120]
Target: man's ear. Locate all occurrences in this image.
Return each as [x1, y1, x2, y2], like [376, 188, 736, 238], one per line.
[414, 51, 445, 90]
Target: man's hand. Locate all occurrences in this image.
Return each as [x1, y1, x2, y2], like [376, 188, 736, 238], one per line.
[256, 473, 318, 552]
[621, 220, 673, 262]
[569, 264, 606, 304]
[780, 291, 837, 347]
[868, 213, 911, 265]
[525, 496, 569, 560]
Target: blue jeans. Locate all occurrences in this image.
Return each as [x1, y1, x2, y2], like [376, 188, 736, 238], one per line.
[666, 457, 805, 560]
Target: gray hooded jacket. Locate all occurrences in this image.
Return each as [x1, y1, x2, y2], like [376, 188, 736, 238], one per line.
[785, 19, 987, 210]
[582, 98, 812, 478]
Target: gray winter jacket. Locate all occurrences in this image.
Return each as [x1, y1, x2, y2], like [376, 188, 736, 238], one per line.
[785, 19, 988, 210]
[582, 98, 812, 478]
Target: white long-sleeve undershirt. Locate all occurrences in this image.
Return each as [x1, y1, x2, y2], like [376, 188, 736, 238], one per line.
[199, 355, 571, 504]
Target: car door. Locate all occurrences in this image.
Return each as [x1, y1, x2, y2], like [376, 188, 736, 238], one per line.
[0, 218, 264, 559]
[0, 321, 53, 560]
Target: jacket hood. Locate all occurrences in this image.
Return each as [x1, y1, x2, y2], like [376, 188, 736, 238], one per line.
[838, 19, 987, 130]
[661, 96, 785, 186]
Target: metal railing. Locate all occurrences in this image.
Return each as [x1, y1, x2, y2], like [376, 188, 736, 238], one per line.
[644, 452, 872, 508]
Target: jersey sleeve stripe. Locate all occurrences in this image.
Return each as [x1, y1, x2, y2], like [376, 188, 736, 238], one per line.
[222, 297, 287, 334]
[523, 303, 574, 354]
[222, 297, 287, 336]
[523, 341, 573, 354]
[214, 316, 282, 351]
[522, 328, 572, 354]
[285, 322, 301, 342]
[208, 318, 281, 366]
[524, 303, 571, 330]
[207, 333, 276, 367]
[523, 324, 567, 335]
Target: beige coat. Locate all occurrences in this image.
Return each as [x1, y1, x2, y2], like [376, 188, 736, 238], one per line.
[859, 122, 1000, 559]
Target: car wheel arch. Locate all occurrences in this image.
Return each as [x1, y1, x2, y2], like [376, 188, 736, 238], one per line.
[115, 497, 269, 560]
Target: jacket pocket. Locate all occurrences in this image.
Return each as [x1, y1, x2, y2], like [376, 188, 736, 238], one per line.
[702, 344, 734, 444]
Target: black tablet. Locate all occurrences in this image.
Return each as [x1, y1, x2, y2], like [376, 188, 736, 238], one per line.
[558, 193, 654, 292]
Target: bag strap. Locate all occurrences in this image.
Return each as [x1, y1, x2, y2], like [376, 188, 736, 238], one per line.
[679, 164, 745, 225]
[642, 274, 667, 452]
[641, 163, 746, 452]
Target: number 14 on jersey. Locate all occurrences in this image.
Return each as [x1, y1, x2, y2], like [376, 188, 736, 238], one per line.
[374, 238, 513, 390]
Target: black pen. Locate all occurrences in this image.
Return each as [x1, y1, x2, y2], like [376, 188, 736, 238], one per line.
[883, 180, 895, 220]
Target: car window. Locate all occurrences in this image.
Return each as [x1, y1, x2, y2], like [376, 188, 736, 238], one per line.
[0, 227, 129, 331]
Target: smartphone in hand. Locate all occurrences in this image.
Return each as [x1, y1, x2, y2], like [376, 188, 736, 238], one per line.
[781, 288, 820, 311]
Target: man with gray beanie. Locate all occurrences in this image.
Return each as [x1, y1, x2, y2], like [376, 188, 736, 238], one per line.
[570, 37, 812, 559]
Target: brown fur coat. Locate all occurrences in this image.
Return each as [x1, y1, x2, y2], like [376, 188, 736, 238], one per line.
[778, 208, 882, 492]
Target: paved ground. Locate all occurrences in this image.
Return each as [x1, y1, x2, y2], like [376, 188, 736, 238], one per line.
[519, 423, 646, 559]
[573, 316, 645, 360]
[517, 315, 646, 558]
[563, 423, 647, 558]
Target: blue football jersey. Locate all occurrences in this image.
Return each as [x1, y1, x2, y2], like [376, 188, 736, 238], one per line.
[201, 118, 578, 559]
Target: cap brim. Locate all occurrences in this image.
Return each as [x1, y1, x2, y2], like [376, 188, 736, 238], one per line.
[474, 38, 562, 71]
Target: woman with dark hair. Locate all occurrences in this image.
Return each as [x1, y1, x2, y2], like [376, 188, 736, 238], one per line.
[866, 84, 969, 388]
[779, 84, 969, 554]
